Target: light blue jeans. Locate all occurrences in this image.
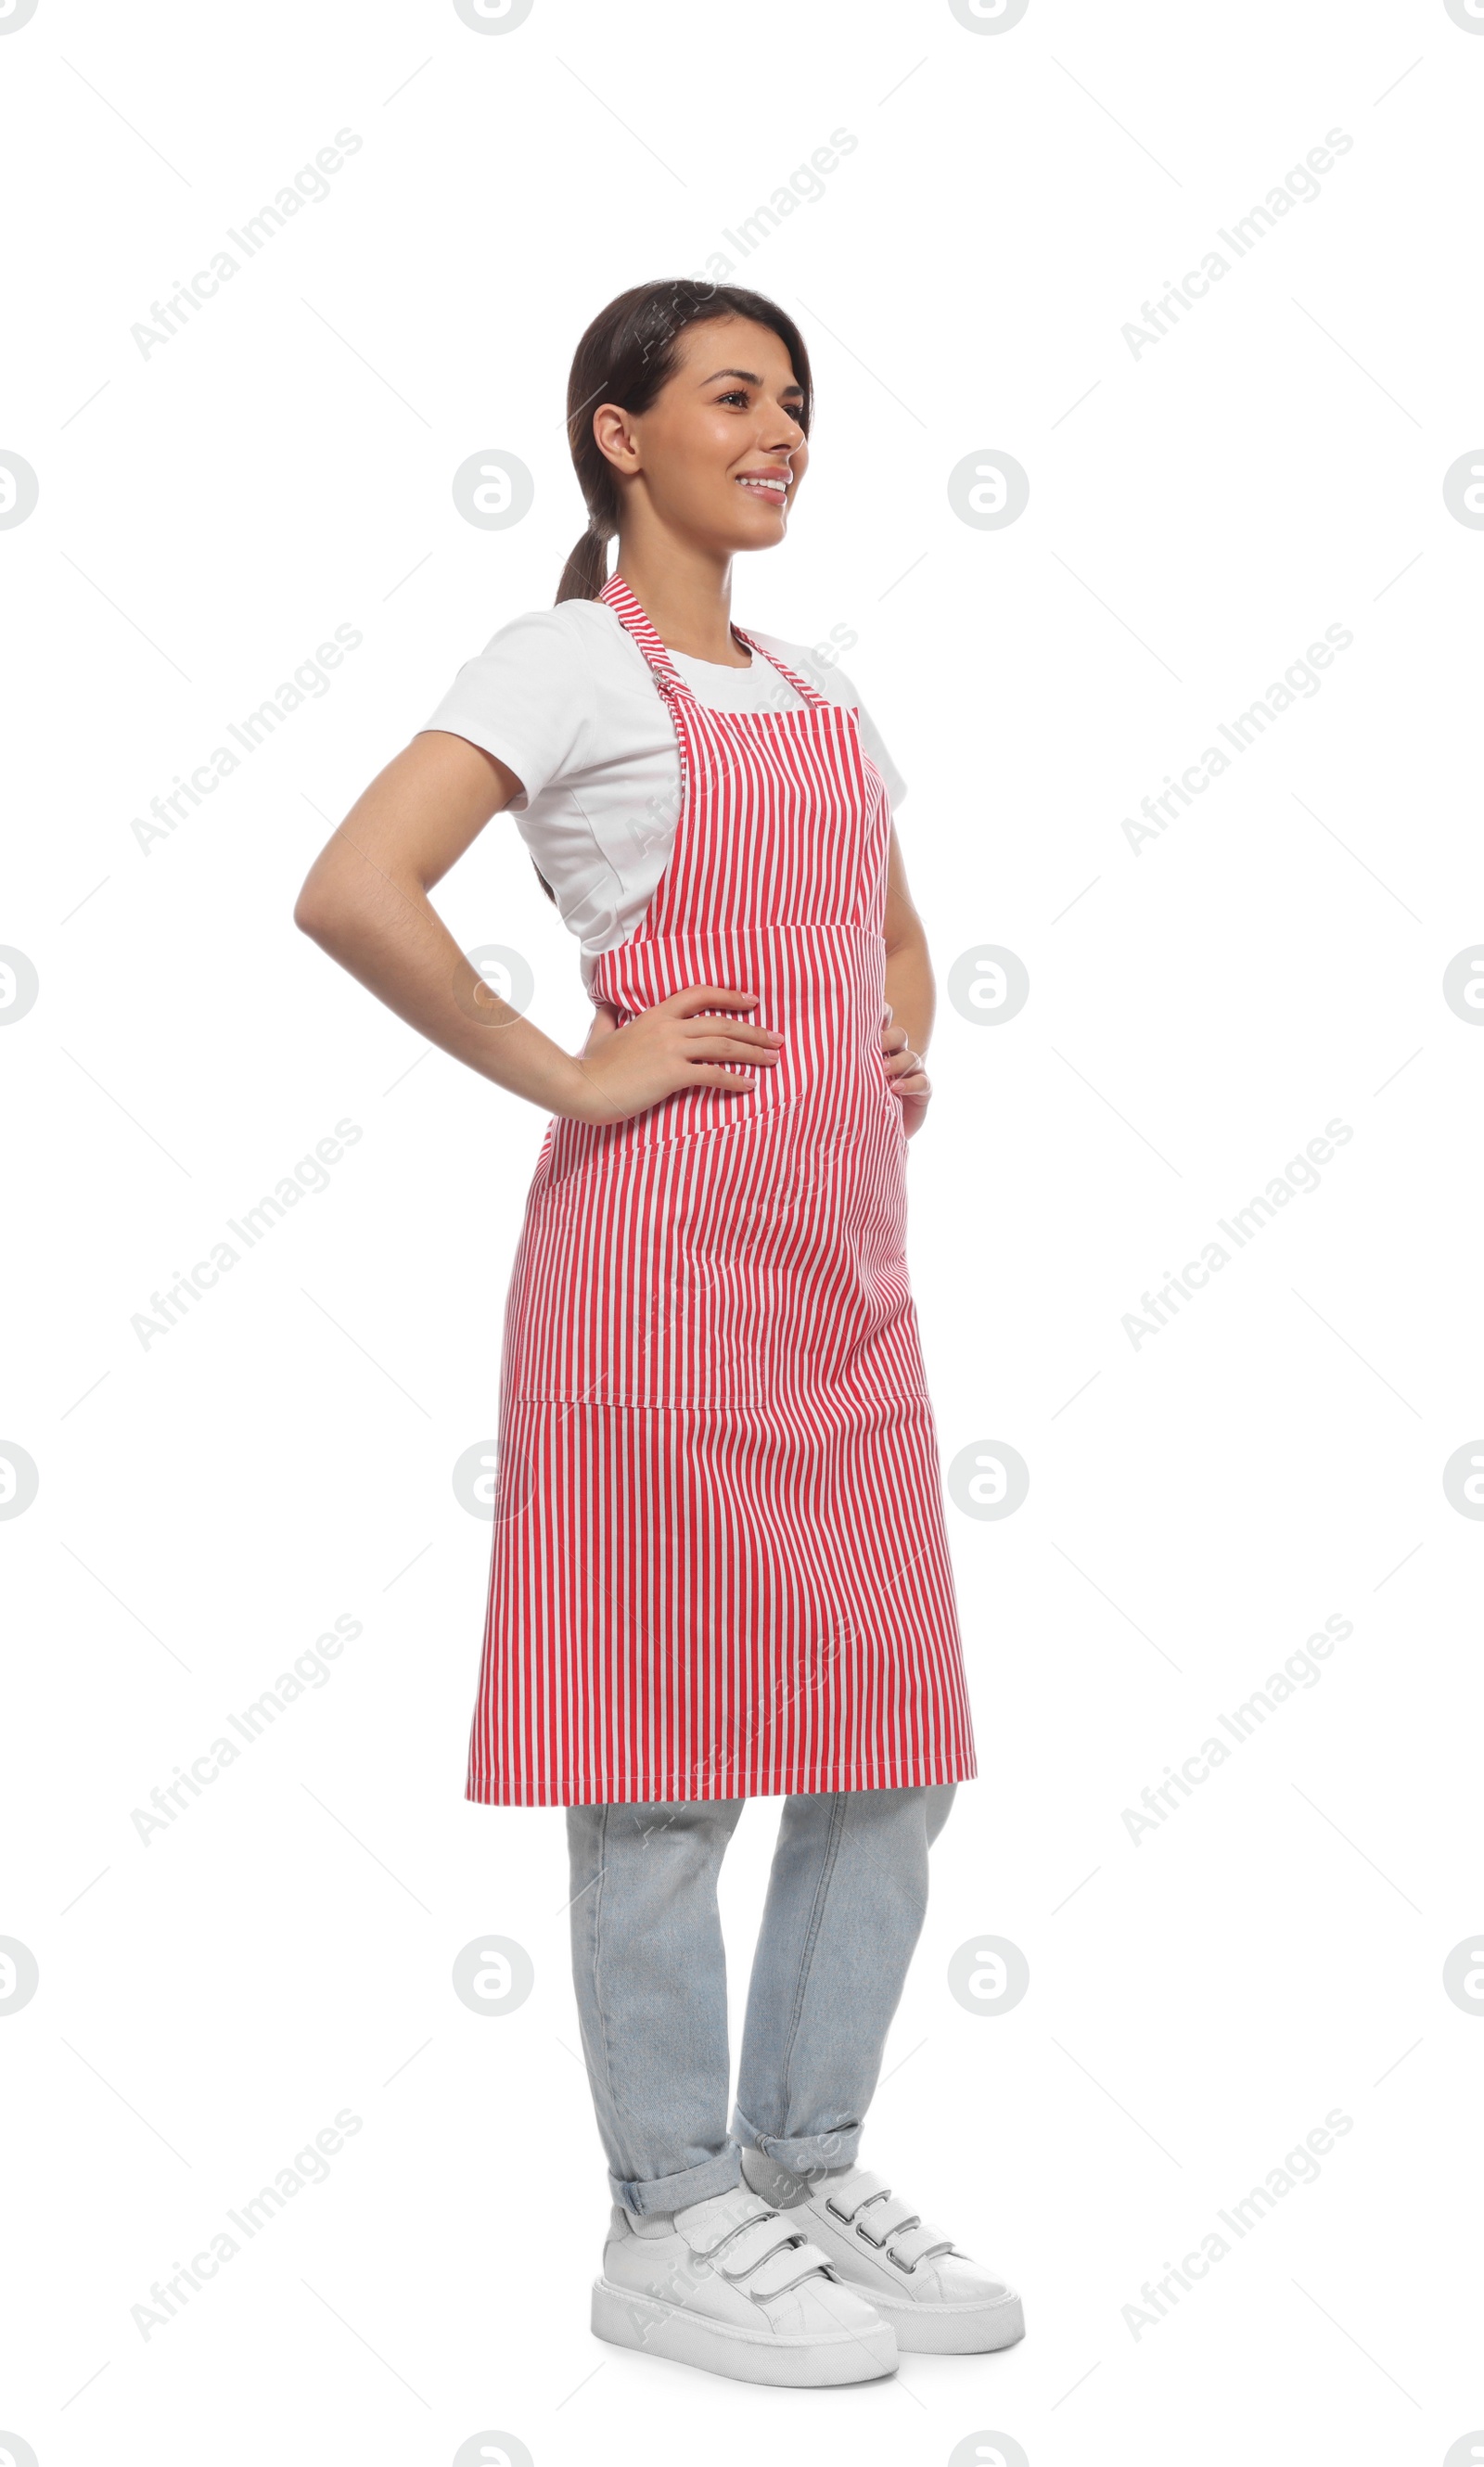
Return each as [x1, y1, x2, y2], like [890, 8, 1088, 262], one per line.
[565, 1785, 957, 2217]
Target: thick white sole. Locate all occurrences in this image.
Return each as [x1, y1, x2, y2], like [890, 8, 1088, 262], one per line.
[591, 2275, 898, 2386]
[854, 2282, 1026, 2355]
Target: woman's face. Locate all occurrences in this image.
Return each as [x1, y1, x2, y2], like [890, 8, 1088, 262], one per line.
[596, 314, 809, 549]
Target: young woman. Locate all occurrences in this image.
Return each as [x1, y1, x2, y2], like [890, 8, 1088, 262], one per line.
[294, 279, 1022, 2388]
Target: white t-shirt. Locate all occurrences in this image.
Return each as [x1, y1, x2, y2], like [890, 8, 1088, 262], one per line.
[418, 594, 906, 997]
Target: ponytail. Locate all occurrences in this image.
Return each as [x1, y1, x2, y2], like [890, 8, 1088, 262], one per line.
[556, 521, 611, 607]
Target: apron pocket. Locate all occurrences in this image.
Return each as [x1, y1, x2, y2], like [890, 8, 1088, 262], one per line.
[507, 1101, 855, 1406]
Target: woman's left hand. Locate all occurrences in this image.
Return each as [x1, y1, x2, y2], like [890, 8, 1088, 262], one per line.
[879, 1004, 932, 1141]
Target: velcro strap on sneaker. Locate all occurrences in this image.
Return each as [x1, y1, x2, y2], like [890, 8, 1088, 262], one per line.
[684, 2204, 779, 2265]
[742, 2236, 834, 2300]
[710, 2215, 801, 2281]
[884, 2220, 959, 2271]
[837, 2187, 921, 2247]
[822, 2169, 891, 2225]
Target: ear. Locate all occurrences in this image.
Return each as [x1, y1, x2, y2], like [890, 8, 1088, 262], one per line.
[592, 402, 641, 476]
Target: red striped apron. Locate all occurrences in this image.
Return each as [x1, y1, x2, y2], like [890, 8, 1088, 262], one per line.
[466, 571, 977, 1806]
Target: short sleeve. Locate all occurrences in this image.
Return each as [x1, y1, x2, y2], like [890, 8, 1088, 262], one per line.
[418, 607, 594, 812]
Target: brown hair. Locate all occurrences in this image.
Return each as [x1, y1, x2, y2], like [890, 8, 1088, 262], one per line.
[554, 277, 813, 604]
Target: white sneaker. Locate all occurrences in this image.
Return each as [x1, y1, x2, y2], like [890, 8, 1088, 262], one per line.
[739, 2146, 1025, 2355]
[591, 2181, 898, 2386]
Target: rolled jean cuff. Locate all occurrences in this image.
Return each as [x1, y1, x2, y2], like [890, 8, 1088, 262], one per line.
[730, 2103, 863, 2179]
[611, 2142, 743, 2218]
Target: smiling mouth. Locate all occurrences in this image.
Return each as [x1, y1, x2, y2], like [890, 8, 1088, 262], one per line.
[736, 474, 790, 500]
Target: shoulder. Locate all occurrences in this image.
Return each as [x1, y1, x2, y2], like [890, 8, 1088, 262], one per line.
[421, 599, 643, 807]
[469, 596, 623, 670]
[459, 597, 659, 715]
[432, 597, 647, 726]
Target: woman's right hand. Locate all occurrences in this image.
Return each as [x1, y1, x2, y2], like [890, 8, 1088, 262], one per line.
[562, 985, 784, 1125]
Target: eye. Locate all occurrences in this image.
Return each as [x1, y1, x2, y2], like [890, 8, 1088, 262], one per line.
[712, 388, 807, 422]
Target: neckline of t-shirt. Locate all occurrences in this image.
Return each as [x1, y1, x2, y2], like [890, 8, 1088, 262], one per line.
[665, 646, 748, 675]
[665, 633, 754, 675]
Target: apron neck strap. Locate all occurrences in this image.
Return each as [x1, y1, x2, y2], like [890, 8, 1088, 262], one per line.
[599, 571, 696, 700]
[598, 573, 831, 713]
[729, 626, 829, 710]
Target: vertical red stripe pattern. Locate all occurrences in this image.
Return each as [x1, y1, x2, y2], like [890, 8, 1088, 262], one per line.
[466, 574, 977, 1805]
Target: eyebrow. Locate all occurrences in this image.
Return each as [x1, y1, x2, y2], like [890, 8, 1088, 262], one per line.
[700, 366, 804, 394]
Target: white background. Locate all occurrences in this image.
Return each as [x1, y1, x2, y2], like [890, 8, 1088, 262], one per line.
[3, 1, 1482, 2461]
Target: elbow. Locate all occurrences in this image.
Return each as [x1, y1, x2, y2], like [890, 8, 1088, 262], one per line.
[884, 920, 928, 966]
[293, 889, 347, 953]
[293, 857, 340, 944]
